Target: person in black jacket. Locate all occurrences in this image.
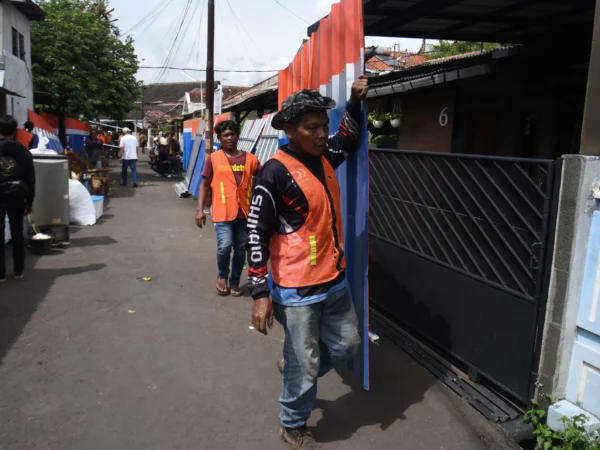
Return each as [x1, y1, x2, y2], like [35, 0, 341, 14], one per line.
[0, 115, 35, 283]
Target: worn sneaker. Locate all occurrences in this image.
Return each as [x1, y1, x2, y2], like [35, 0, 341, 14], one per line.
[280, 426, 319, 449]
[13, 273, 23, 281]
[133, 183, 139, 188]
[0, 278, 6, 284]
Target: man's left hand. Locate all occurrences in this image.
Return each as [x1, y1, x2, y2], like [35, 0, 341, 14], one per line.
[349, 74, 369, 104]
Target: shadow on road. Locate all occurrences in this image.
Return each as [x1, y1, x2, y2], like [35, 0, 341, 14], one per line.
[313, 337, 435, 443]
[69, 236, 118, 247]
[0, 256, 105, 364]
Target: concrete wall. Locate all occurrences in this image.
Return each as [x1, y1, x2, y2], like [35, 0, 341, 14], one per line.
[537, 155, 600, 418]
[1, 1, 34, 124]
[537, 0, 600, 420]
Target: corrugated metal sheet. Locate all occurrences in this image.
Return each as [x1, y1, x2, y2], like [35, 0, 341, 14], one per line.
[236, 120, 255, 152]
[237, 118, 266, 153]
[277, 0, 369, 389]
[254, 114, 281, 164]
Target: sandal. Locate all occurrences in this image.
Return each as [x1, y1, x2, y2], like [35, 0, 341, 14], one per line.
[216, 279, 230, 296]
[230, 286, 243, 297]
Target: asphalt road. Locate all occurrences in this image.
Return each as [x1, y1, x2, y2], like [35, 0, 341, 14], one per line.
[0, 158, 521, 450]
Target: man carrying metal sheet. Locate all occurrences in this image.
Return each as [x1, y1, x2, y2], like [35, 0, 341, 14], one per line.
[195, 120, 261, 297]
[247, 75, 369, 449]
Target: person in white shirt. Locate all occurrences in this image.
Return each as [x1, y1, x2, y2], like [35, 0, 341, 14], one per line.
[119, 127, 140, 188]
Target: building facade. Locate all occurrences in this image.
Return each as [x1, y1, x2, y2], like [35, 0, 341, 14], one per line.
[0, 0, 44, 124]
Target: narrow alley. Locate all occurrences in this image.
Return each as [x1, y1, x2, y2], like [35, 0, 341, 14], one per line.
[0, 159, 519, 450]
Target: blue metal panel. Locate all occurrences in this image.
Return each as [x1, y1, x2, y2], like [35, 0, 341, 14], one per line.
[566, 210, 600, 417]
[566, 329, 600, 418]
[328, 100, 369, 390]
[577, 211, 600, 335]
[183, 132, 193, 170]
[189, 140, 206, 198]
[344, 106, 370, 390]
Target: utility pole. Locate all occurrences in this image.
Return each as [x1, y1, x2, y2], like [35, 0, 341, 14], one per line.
[205, 0, 215, 155]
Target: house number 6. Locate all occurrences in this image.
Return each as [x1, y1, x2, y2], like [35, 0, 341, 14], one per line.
[439, 107, 449, 127]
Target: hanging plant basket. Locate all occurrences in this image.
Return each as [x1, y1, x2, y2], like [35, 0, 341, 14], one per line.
[389, 98, 403, 129]
[368, 105, 387, 129]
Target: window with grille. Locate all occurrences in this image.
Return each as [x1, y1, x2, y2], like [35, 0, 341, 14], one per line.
[12, 28, 18, 57]
[19, 34, 25, 60]
[12, 28, 26, 61]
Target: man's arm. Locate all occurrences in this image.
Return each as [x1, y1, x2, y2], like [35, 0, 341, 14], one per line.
[247, 179, 279, 300]
[195, 156, 214, 228]
[325, 75, 369, 170]
[195, 177, 211, 227]
[248, 163, 286, 334]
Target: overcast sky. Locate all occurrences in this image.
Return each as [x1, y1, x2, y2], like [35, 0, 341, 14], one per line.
[109, 0, 423, 87]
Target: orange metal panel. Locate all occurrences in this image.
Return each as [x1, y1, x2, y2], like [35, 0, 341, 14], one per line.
[318, 17, 332, 87]
[331, 3, 345, 76]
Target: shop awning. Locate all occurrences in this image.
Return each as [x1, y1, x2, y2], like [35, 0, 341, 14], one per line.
[222, 75, 279, 113]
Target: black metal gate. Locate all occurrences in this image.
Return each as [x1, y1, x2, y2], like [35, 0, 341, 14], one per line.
[369, 148, 558, 404]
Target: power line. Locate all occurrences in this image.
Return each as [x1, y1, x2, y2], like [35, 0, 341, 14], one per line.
[170, 0, 203, 70]
[225, 0, 260, 52]
[140, 65, 278, 73]
[217, 0, 246, 58]
[123, 0, 175, 37]
[122, 0, 163, 35]
[273, 0, 309, 25]
[135, 0, 178, 39]
[187, 0, 206, 68]
[153, 0, 193, 84]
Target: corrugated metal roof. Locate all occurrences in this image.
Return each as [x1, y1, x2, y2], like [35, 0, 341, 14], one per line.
[367, 47, 519, 92]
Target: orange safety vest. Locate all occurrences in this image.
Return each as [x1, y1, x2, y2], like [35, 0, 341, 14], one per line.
[210, 150, 259, 222]
[15, 129, 33, 150]
[268, 150, 346, 288]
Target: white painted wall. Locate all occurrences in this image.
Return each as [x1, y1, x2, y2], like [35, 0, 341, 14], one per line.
[1, 1, 34, 124]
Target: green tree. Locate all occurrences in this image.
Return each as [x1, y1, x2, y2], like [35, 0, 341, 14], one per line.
[31, 0, 143, 145]
[426, 40, 505, 59]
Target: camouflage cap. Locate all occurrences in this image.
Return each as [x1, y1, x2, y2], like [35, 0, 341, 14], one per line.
[272, 89, 336, 130]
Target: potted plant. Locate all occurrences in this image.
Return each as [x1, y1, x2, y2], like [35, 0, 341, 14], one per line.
[388, 112, 403, 128]
[371, 134, 398, 148]
[368, 110, 386, 129]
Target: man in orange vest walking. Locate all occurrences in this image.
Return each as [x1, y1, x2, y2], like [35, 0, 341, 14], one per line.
[247, 75, 369, 449]
[195, 120, 260, 297]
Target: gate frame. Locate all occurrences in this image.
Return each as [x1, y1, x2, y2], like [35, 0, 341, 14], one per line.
[368, 147, 562, 404]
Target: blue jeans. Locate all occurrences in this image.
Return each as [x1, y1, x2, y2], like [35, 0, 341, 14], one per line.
[122, 159, 138, 185]
[274, 284, 361, 429]
[214, 219, 247, 287]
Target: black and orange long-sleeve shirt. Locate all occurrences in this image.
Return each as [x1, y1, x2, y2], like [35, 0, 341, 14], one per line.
[247, 102, 362, 305]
